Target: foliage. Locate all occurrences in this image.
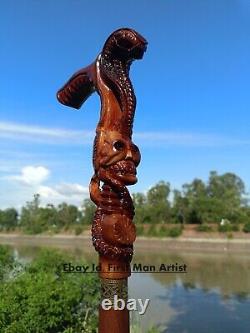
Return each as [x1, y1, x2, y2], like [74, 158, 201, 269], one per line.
[167, 226, 182, 237]
[131, 325, 161, 333]
[19, 195, 83, 234]
[136, 224, 144, 236]
[131, 313, 161, 333]
[147, 224, 158, 237]
[1, 171, 250, 234]
[0, 249, 99, 333]
[79, 199, 96, 225]
[218, 223, 239, 232]
[146, 181, 171, 224]
[137, 225, 182, 238]
[243, 222, 250, 233]
[196, 224, 213, 232]
[0, 245, 15, 280]
[74, 225, 84, 235]
[57, 203, 79, 230]
[0, 208, 18, 231]
[20, 194, 47, 234]
[147, 328, 161, 333]
[172, 171, 249, 225]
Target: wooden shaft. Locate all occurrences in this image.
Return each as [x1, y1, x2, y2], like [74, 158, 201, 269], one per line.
[99, 306, 129, 333]
[99, 256, 130, 332]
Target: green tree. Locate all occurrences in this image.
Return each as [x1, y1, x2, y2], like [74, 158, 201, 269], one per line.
[207, 171, 245, 202]
[207, 171, 246, 223]
[172, 189, 189, 224]
[146, 181, 171, 224]
[19, 194, 44, 234]
[173, 178, 207, 223]
[57, 203, 78, 229]
[80, 199, 96, 225]
[38, 204, 59, 232]
[132, 193, 151, 224]
[0, 208, 18, 231]
[133, 193, 147, 207]
[175, 172, 248, 224]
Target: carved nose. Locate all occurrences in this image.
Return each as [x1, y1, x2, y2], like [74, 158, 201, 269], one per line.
[125, 150, 133, 160]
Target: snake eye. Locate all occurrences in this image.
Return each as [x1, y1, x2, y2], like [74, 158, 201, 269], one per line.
[113, 140, 125, 151]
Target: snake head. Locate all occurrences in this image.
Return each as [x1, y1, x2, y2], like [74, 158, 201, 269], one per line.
[102, 28, 147, 61]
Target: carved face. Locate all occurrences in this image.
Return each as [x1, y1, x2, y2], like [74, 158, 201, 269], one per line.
[94, 130, 140, 185]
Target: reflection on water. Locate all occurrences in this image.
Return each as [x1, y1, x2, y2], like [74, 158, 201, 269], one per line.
[4, 242, 250, 333]
[130, 252, 250, 332]
[160, 285, 250, 333]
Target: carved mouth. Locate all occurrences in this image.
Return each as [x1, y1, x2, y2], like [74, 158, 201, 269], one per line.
[132, 43, 147, 59]
[110, 161, 137, 178]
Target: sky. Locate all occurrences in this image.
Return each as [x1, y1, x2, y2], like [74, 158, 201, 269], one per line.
[1, 0, 250, 209]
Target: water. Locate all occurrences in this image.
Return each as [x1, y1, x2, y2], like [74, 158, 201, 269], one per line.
[3, 241, 250, 333]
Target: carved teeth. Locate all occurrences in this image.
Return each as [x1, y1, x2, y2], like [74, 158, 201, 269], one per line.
[110, 161, 136, 176]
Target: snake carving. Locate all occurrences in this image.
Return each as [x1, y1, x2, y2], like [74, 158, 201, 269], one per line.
[57, 28, 147, 262]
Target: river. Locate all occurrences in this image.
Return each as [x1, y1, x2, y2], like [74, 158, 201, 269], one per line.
[3, 241, 250, 333]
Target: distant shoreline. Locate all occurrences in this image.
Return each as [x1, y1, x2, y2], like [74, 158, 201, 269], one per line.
[0, 233, 250, 253]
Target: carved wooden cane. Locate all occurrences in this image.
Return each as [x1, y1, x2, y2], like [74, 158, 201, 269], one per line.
[57, 28, 147, 332]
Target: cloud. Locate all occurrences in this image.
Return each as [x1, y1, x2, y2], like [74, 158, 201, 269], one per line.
[1, 165, 89, 208]
[134, 132, 250, 147]
[37, 185, 59, 198]
[1, 120, 250, 148]
[0, 121, 93, 145]
[55, 183, 88, 196]
[38, 183, 88, 199]
[37, 183, 89, 206]
[8, 166, 50, 186]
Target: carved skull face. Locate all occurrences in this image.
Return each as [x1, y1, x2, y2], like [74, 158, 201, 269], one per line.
[94, 130, 140, 185]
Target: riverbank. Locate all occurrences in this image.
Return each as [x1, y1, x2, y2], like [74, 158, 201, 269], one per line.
[0, 232, 250, 253]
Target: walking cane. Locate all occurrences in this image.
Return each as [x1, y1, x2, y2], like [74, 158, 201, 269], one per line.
[57, 28, 147, 333]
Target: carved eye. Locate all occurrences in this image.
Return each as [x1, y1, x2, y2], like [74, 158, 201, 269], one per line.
[113, 140, 125, 151]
